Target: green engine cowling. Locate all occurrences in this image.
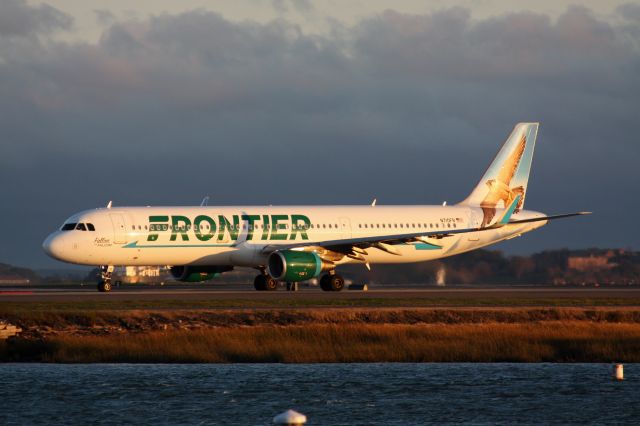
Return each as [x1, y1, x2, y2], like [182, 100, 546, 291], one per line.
[169, 265, 233, 282]
[267, 250, 334, 282]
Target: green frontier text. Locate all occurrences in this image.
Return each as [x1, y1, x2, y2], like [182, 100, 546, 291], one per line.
[147, 214, 311, 242]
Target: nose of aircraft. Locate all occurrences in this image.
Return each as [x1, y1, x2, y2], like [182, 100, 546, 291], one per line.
[42, 232, 66, 261]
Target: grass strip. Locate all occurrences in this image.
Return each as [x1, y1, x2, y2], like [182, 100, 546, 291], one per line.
[3, 297, 640, 313]
[3, 322, 640, 363]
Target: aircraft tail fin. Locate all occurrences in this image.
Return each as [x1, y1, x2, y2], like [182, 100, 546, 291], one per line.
[459, 122, 539, 214]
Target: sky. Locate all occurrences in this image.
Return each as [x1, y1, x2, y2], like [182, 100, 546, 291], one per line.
[1, 0, 639, 268]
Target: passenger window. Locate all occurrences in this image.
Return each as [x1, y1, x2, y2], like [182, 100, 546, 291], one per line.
[76, 223, 87, 231]
[87, 223, 95, 231]
[61, 223, 77, 231]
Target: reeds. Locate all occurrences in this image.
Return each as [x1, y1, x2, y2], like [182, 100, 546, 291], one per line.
[3, 321, 640, 363]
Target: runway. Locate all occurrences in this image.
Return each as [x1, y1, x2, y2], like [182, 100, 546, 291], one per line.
[1, 284, 640, 304]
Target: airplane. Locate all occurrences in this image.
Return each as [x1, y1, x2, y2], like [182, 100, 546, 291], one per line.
[43, 123, 589, 292]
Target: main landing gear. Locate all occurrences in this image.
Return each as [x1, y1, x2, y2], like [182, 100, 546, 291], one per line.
[252, 269, 345, 292]
[320, 273, 345, 292]
[97, 265, 114, 293]
[254, 274, 278, 291]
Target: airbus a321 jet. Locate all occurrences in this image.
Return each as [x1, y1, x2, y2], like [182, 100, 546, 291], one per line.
[43, 123, 589, 292]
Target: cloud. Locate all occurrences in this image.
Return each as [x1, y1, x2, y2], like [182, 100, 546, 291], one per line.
[0, 0, 72, 38]
[618, 2, 640, 21]
[0, 5, 639, 266]
[271, 0, 315, 16]
[94, 9, 117, 26]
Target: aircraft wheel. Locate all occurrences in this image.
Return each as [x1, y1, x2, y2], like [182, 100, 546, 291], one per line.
[253, 275, 267, 291]
[320, 274, 332, 291]
[329, 275, 345, 292]
[265, 277, 278, 291]
[97, 281, 112, 292]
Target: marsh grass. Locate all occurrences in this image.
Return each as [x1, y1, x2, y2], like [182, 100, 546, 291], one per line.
[4, 322, 640, 363]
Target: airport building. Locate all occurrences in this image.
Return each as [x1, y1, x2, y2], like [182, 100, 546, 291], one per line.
[114, 266, 168, 284]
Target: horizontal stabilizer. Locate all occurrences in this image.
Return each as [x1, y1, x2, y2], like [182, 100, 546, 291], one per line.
[509, 212, 592, 225]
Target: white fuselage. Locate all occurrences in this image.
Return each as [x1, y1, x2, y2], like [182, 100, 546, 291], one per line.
[42, 205, 547, 268]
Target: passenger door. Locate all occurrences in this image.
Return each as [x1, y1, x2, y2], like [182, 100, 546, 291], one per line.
[109, 213, 128, 244]
[467, 210, 480, 242]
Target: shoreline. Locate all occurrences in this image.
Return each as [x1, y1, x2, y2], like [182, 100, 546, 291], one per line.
[3, 306, 640, 363]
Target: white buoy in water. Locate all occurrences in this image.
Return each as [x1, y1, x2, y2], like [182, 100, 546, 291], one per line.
[613, 363, 624, 381]
[273, 409, 307, 425]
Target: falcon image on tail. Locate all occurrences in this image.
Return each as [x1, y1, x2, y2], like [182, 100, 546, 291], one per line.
[461, 123, 538, 227]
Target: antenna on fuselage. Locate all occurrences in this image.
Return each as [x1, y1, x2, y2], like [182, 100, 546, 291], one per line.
[200, 196, 210, 206]
[106, 200, 113, 209]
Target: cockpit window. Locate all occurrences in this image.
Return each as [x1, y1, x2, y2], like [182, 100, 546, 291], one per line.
[76, 223, 87, 231]
[61, 223, 77, 231]
[87, 223, 95, 231]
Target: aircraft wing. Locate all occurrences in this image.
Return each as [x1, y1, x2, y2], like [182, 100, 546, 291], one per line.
[265, 226, 482, 257]
[261, 197, 525, 258]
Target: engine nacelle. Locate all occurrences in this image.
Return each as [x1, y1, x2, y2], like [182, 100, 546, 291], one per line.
[169, 265, 233, 282]
[267, 250, 333, 282]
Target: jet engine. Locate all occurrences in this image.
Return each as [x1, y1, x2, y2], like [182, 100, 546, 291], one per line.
[267, 250, 333, 282]
[169, 265, 233, 282]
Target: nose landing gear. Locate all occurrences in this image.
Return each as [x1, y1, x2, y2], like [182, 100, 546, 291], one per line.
[97, 265, 114, 292]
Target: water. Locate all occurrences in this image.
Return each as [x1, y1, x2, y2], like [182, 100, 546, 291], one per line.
[1, 363, 638, 425]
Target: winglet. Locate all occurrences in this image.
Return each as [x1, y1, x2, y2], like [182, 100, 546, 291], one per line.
[497, 195, 521, 226]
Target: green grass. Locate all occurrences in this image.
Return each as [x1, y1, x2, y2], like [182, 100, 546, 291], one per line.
[3, 296, 640, 314]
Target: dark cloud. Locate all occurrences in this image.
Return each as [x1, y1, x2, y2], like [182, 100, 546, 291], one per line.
[272, 0, 315, 16]
[0, 0, 72, 37]
[0, 6, 638, 267]
[94, 9, 117, 26]
[618, 2, 640, 21]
